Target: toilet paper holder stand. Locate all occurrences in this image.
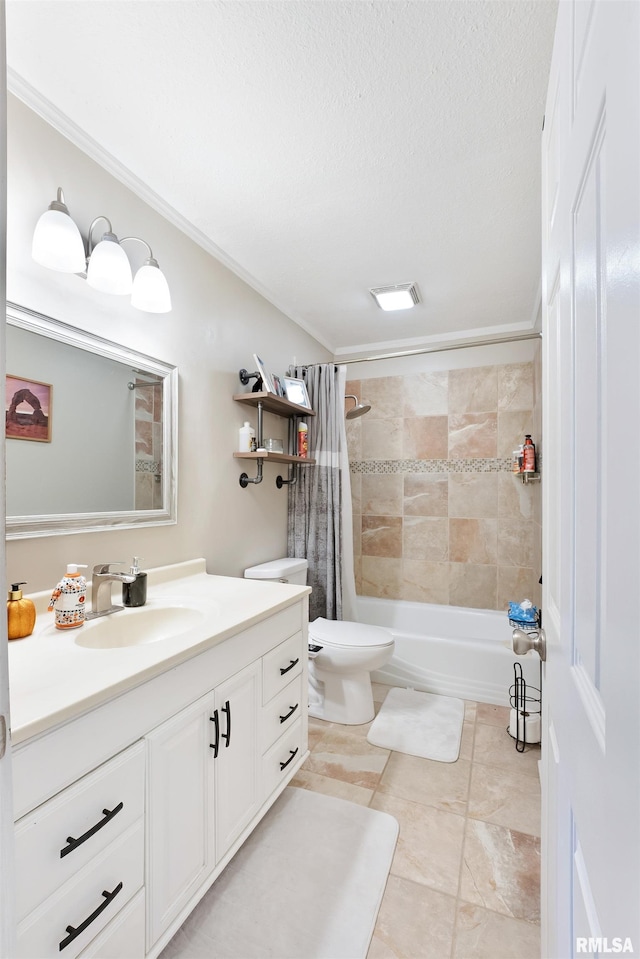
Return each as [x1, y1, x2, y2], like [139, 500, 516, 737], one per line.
[508, 660, 542, 752]
[508, 614, 545, 752]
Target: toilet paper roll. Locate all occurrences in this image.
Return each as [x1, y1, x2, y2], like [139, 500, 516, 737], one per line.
[509, 708, 541, 744]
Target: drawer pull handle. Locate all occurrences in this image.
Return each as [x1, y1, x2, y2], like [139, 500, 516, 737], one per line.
[222, 700, 231, 748]
[279, 703, 299, 724]
[60, 802, 124, 859]
[59, 881, 123, 951]
[280, 658, 299, 676]
[280, 747, 299, 771]
[210, 710, 220, 757]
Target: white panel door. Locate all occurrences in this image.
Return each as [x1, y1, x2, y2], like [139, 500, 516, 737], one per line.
[541, 2, 640, 957]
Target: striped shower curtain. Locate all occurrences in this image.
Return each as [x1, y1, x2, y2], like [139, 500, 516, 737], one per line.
[287, 363, 356, 622]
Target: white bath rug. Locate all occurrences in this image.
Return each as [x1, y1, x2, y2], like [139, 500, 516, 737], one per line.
[160, 786, 398, 959]
[367, 686, 465, 762]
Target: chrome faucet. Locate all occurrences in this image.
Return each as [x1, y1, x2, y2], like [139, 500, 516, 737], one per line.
[86, 563, 136, 619]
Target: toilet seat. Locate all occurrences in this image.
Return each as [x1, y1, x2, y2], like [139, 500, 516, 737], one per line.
[309, 617, 394, 649]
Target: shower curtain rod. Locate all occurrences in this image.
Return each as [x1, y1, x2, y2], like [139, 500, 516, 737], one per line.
[299, 331, 541, 369]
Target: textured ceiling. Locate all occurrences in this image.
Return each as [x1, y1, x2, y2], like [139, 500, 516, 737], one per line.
[6, 0, 557, 356]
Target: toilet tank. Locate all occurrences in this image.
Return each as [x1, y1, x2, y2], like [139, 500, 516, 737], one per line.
[244, 557, 308, 585]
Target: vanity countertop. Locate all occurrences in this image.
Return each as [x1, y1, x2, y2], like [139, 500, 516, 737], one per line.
[8, 559, 310, 745]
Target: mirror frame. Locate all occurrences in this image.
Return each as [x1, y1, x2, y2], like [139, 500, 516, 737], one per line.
[6, 302, 178, 539]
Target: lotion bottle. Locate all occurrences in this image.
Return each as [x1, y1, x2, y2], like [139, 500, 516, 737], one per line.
[122, 557, 147, 608]
[7, 582, 36, 640]
[238, 422, 255, 453]
[48, 564, 88, 629]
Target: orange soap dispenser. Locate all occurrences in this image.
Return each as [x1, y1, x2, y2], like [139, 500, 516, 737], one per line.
[7, 582, 36, 640]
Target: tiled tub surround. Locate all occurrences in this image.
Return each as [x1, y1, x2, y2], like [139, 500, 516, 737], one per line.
[347, 362, 542, 611]
[134, 378, 164, 510]
[292, 683, 541, 959]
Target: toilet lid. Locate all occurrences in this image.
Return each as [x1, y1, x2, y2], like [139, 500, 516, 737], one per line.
[309, 617, 394, 649]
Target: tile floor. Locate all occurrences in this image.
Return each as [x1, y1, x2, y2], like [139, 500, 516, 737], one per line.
[290, 683, 541, 959]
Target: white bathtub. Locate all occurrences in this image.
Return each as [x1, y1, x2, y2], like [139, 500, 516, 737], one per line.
[358, 596, 541, 707]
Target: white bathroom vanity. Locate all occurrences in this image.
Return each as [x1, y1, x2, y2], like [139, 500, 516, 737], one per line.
[8, 559, 310, 957]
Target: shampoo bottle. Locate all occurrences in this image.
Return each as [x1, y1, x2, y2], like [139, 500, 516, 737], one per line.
[48, 564, 88, 629]
[297, 421, 308, 458]
[7, 582, 36, 640]
[523, 435, 536, 472]
[122, 557, 147, 608]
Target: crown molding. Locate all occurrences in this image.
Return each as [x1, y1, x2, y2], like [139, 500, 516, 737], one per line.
[332, 319, 539, 361]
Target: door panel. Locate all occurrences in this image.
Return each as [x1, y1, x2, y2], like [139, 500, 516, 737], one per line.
[214, 661, 261, 861]
[146, 694, 215, 945]
[542, 2, 640, 956]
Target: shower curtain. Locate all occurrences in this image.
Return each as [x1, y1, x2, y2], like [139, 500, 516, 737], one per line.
[287, 364, 357, 623]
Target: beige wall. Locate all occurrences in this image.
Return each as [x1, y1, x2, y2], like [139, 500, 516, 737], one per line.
[5, 96, 331, 591]
[347, 353, 543, 612]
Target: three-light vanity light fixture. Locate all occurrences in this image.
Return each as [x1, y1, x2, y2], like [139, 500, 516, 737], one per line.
[32, 188, 172, 313]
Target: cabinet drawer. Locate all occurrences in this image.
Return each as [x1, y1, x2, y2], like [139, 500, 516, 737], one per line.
[17, 819, 144, 959]
[262, 632, 303, 704]
[261, 675, 304, 752]
[80, 888, 145, 959]
[15, 742, 144, 923]
[262, 718, 303, 798]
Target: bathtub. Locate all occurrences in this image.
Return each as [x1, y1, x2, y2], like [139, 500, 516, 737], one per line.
[358, 596, 541, 707]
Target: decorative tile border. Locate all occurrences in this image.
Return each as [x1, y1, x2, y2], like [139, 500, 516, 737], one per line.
[135, 459, 162, 474]
[350, 458, 514, 474]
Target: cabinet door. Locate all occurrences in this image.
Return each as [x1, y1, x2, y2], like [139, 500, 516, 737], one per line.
[213, 661, 261, 861]
[146, 693, 215, 945]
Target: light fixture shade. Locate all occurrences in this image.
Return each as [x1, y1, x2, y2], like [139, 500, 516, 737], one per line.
[86, 234, 133, 294]
[131, 260, 172, 313]
[32, 208, 86, 273]
[370, 283, 420, 311]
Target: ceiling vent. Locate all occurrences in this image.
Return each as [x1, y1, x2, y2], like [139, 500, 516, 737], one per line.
[369, 283, 420, 311]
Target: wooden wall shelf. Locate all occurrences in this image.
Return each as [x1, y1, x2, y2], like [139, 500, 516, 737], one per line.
[233, 452, 315, 465]
[233, 392, 315, 417]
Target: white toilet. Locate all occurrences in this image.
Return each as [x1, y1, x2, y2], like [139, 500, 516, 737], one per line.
[244, 557, 394, 725]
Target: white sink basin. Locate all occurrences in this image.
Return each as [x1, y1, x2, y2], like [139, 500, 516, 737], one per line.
[75, 605, 208, 649]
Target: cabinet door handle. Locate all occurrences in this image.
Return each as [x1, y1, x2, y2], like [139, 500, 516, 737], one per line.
[60, 802, 124, 859]
[221, 700, 231, 748]
[279, 703, 299, 724]
[210, 710, 220, 757]
[59, 881, 123, 951]
[279, 747, 299, 771]
[280, 658, 299, 676]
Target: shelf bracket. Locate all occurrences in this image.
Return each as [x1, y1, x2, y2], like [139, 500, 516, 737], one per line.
[276, 464, 297, 489]
[238, 368, 264, 392]
[239, 398, 265, 488]
[239, 458, 264, 488]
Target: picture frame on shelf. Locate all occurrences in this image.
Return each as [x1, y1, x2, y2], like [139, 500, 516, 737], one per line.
[252, 354, 275, 393]
[283, 376, 311, 409]
[271, 374, 284, 397]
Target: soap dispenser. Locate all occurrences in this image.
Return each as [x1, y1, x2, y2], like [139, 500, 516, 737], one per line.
[122, 557, 147, 608]
[48, 564, 88, 629]
[7, 582, 36, 640]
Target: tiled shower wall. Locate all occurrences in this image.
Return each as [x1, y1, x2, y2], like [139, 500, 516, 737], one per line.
[134, 380, 164, 510]
[346, 356, 542, 612]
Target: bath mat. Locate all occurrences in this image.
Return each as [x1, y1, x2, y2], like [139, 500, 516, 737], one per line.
[160, 786, 398, 959]
[367, 686, 464, 762]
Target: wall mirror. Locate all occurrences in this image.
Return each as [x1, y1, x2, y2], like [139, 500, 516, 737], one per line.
[5, 302, 177, 539]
